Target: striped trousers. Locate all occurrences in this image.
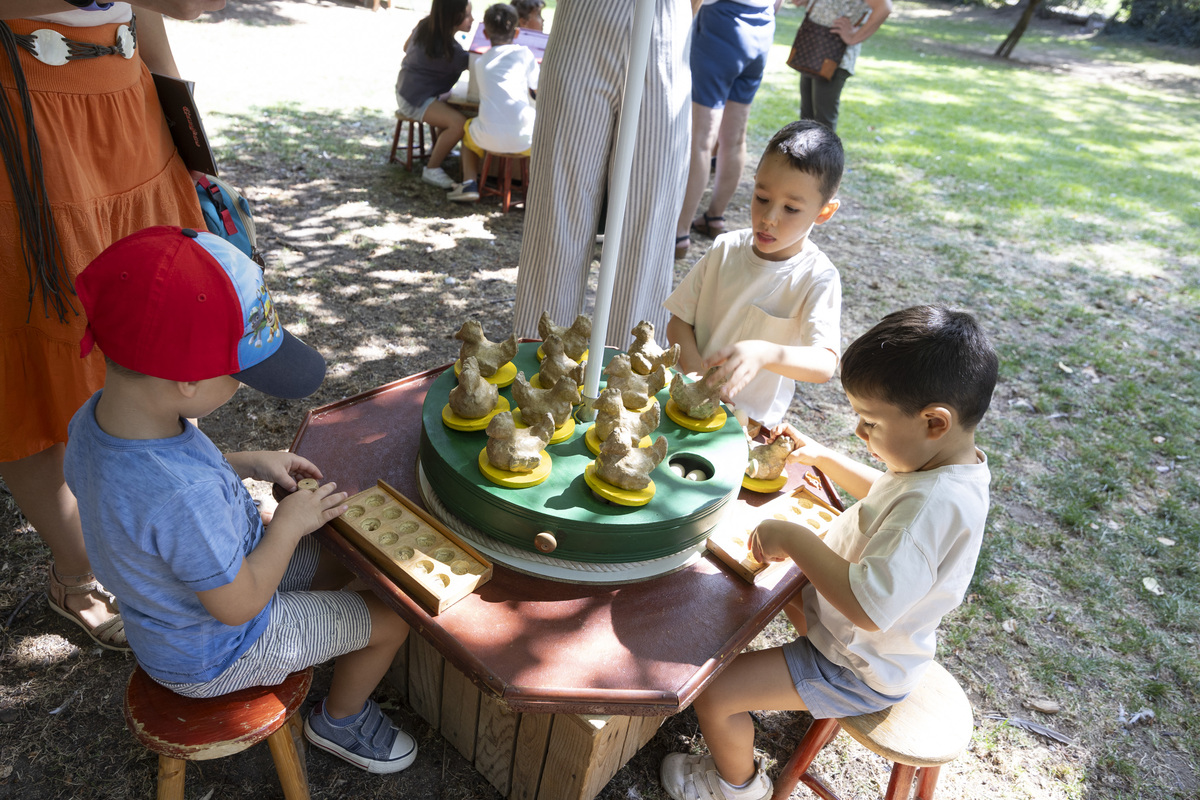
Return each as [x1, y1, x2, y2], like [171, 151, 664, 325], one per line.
[513, 0, 693, 348]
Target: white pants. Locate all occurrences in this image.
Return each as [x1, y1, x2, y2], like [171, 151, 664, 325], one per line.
[513, 0, 692, 348]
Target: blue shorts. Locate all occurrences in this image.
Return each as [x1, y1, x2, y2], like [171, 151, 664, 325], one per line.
[690, 1, 775, 109]
[782, 636, 908, 719]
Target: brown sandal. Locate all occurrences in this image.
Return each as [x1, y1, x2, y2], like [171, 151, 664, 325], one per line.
[674, 234, 691, 260]
[46, 565, 129, 651]
[691, 213, 725, 238]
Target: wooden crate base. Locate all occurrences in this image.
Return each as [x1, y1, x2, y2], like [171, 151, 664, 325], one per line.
[388, 638, 662, 800]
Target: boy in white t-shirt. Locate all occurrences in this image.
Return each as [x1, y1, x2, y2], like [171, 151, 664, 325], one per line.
[664, 120, 843, 428]
[660, 305, 999, 800]
[449, 3, 540, 202]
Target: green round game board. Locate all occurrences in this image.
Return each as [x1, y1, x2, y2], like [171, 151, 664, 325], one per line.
[419, 343, 748, 563]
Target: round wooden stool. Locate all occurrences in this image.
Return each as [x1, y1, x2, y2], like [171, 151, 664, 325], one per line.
[389, 111, 434, 171]
[771, 661, 973, 800]
[479, 151, 530, 213]
[123, 664, 313, 800]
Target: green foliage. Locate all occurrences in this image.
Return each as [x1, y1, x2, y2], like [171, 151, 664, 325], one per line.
[1111, 0, 1200, 45]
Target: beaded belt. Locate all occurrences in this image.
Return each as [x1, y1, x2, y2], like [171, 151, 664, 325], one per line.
[12, 17, 136, 66]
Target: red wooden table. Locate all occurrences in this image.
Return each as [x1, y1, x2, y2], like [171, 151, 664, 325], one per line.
[287, 366, 839, 799]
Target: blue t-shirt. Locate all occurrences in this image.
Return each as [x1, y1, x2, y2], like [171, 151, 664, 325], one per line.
[64, 392, 270, 683]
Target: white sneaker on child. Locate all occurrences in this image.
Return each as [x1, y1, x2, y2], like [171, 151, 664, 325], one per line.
[421, 166, 455, 189]
[660, 753, 772, 800]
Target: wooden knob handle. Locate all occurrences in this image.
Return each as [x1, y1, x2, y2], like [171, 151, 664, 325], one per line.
[534, 532, 557, 553]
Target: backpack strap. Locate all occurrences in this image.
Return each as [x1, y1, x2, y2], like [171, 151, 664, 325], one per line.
[195, 173, 238, 236]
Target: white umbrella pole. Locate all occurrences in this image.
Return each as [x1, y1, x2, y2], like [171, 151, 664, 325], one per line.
[578, 0, 657, 422]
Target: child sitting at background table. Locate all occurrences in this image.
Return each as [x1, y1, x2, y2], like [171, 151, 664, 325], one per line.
[660, 305, 998, 800]
[512, 0, 545, 31]
[665, 120, 843, 429]
[448, 3, 540, 203]
[396, 0, 475, 190]
[64, 227, 418, 775]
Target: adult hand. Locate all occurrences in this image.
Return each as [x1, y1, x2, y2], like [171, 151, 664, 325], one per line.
[133, 0, 226, 21]
[830, 16, 859, 45]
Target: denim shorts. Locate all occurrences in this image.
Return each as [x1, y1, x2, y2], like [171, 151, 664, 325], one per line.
[782, 636, 908, 719]
[690, 1, 775, 109]
[396, 90, 436, 123]
[157, 538, 372, 698]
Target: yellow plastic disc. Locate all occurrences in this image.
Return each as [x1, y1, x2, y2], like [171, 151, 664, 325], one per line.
[455, 358, 517, 388]
[584, 462, 654, 506]
[477, 447, 552, 488]
[511, 409, 576, 444]
[441, 396, 511, 431]
[665, 398, 727, 432]
[584, 425, 653, 456]
[742, 474, 788, 494]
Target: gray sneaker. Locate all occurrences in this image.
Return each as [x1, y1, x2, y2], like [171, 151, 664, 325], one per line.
[304, 698, 417, 774]
[422, 166, 455, 189]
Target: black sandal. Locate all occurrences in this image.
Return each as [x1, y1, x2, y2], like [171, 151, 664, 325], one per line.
[691, 214, 725, 238]
[674, 234, 691, 260]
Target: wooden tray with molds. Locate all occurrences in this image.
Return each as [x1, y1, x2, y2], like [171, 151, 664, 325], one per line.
[707, 484, 842, 584]
[330, 479, 493, 615]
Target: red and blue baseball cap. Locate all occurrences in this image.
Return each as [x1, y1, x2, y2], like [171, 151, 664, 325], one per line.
[77, 226, 326, 399]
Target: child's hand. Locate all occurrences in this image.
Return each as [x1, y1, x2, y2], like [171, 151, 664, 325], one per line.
[270, 481, 348, 540]
[773, 424, 835, 467]
[235, 451, 323, 491]
[748, 518, 805, 564]
[703, 340, 781, 401]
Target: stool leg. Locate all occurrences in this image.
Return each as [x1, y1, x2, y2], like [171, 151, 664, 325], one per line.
[156, 754, 186, 800]
[406, 121, 416, 172]
[389, 119, 403, 165]
[501, 157, 513, 213]
[884, 763, 918, 800]
[267, 722, 312, 800]
[914, 765, 941, 800]
[771, 717, 841, 800]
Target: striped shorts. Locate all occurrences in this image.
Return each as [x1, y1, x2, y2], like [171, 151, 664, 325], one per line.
[156, 538, 372, 698]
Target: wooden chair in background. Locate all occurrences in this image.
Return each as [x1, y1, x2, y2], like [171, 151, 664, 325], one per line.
[478, 151, 530, 213]
[389, 112, 435, 172]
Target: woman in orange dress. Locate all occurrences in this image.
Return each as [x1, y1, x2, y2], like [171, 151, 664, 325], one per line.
[1, 0, 222, 649]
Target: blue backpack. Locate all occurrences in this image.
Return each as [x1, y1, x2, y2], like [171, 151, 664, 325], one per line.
[195, 173, 264, 266]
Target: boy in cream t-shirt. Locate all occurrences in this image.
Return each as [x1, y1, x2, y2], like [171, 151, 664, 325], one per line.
[665, 121, 843, 428]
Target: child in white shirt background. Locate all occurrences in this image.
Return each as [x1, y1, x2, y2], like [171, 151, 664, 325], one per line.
[449, 3, 540, 202]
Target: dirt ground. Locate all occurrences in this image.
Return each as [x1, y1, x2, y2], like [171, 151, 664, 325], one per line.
[1, 1, 1196, 799]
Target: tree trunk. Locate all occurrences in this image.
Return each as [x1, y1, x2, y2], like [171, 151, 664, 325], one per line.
[996, 0, 1044, 58]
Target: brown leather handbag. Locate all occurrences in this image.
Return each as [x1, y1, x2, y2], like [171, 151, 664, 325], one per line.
[787, 0, 869, 80]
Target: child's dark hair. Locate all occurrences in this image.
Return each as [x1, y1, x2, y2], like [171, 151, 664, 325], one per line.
[511, 0, 545, 19]
[840, 305, 998, 429]
[759, 120, 844, 204]
[413, 0, 471, 60]
[484, 4, 518, 43]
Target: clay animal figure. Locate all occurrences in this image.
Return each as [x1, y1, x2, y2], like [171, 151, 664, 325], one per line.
[537, 311, 591, 361]
[512, 371, 579, 427]
[455, 320, 518, 378]
[486, 411, 554, 473]
[538, 334, 586, 387]
[448, 356, 499, 419]
[670, 367, 728, 420]
[595, 428, 668, 491]
[593, 386, 660, 442]
[627, 320, 680, 376]
[603, 354, 666, 409]
[746, 435, 794, 481]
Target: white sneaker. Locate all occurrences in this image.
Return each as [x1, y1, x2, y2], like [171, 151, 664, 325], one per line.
[448, 179, 480, 202]
[660, 753, 772, 800]
[422, 166, 454, 189]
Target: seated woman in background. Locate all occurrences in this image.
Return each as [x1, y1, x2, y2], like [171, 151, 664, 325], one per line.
[511, 0, 544, 31]
[395, 0, 474, 190]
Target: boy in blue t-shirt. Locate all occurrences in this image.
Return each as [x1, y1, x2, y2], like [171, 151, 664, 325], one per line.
[64, 227, 416, 775]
